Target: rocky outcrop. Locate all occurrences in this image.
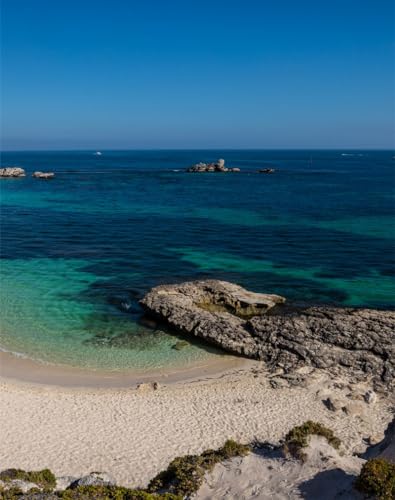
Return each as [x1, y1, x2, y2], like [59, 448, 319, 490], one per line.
[0, 167, 26, 177]
[187, 159, 240, 173]
[0, 478, 39, 493]
[69, 472, 115, 488]
[140, 280, 395, 389]
[0, 168, 55, 179]
[32, 171, 55, 179]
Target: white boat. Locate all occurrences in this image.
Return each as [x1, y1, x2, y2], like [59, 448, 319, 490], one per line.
[94, 151, 102, 156]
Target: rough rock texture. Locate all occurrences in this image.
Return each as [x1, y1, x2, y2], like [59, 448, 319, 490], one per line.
[0, 167, 26, 177]
[32, 171, 55, 179]
[187, 159, 240, 173]
[140, 280, 395, 389]
[69, 472, 115, 488]
[0, 479, 39, 493]
[55, 476, 78, 490]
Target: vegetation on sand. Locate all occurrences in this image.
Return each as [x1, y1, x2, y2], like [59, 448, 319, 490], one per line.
[0, 469, 56, 490]
[355, 458, 395, 500]
[0, 485, 180, 500]
[148, 439, 250, 497]
[283, 421, 341, 461]
[0, 440, 249, 499]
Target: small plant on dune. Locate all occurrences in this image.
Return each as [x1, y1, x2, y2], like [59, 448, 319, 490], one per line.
[283, 421, 341, 461]
[148, 439, 250, 497]
[0, 487, 25, 500]
[217, 439, 250, 459]
[355, 458, 395, 500]
[0, 468, 56, 490]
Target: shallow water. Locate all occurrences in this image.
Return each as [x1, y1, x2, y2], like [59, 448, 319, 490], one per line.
[1, 150, 394, 371]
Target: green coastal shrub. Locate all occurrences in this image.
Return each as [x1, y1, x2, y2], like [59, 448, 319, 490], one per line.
[0, 468, 56, 490]
[148, 439, 250, 497]
[0, 440, 249, 499]
[60, 486, 180, 500]
[355, 458, 395, 500]
[0, 487, 24, 500]
[283, 421, 341, 461]
[0, 485, 180, 500]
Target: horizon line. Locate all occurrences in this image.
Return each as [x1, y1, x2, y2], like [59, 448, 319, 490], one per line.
[2, 147, 395, 153]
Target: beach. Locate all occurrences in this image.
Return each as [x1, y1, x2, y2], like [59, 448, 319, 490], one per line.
[1, 357, 393, 490]
[1, 151, 394, 496]
[2, 0, 394, 495]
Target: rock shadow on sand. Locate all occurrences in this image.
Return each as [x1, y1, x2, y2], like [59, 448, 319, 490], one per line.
[299, 468, 361, 499]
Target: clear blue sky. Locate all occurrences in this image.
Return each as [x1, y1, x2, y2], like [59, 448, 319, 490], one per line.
[1, 0, 394, 150]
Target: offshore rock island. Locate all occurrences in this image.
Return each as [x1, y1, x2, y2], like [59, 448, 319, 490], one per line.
[186, 158, 241, 173]
[141, 280, 395, 390]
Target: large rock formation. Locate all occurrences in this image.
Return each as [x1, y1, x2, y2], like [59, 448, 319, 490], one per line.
[187, 159, 240, 173]
[140, 280, 395, 389]
[0, 167, 26, 177]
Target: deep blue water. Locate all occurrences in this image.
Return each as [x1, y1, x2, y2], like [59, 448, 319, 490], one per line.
[0, 150, 394, 370]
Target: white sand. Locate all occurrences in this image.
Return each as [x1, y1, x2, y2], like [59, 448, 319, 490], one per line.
[195, 437, 365, 500]
[0, 365, 393, 490]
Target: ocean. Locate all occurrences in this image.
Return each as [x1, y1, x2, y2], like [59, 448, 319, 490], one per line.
[1, 150, 394, 372]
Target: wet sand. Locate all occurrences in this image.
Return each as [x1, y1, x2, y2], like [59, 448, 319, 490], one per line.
[0, 349, 252, 388]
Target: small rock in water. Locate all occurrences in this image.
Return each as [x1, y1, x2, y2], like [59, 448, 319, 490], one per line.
[172, 340, 190, 350]
[32, 171, 55, 179]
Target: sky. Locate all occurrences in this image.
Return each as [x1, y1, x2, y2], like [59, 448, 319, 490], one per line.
[1, 0, 394, 150]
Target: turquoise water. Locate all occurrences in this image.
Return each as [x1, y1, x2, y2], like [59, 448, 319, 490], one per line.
[0, 150, 394, 371]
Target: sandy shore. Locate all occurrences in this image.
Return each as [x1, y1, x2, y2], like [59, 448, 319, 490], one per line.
[0, 358, 393, 490]
[0, 350, 249, 387]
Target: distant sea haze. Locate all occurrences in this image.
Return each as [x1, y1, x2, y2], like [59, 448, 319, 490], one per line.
[0, 150, 394, 371]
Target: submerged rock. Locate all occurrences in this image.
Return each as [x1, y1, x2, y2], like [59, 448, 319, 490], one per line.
[172, 340, 190, 350]
[32, 171, 55, 179]
[0, 167, 26, 177]
[140, 280, 395, 389]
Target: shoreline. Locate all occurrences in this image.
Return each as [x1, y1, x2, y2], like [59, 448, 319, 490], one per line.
[0, 349, 256, 389]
